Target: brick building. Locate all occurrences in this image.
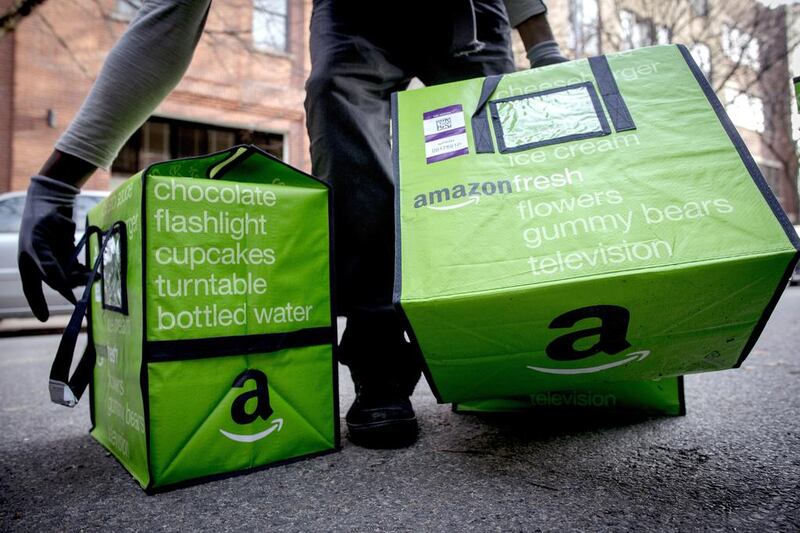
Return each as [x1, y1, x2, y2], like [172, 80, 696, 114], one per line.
[1, 0, 798, 221]
[0, 0, 312, 191]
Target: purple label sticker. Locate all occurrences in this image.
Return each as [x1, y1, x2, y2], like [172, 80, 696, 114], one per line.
[423, 105, 468, 164]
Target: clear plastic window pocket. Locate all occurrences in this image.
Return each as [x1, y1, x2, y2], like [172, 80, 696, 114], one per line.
[489, 82, 611, 153]
[101, 223, 128, 315]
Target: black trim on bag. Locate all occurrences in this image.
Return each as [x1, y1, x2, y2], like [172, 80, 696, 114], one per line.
[392, 92, 403, 308]
[140, 170, 154, 488]
[471, 74, 503, 153]
[588, 55, 637, 133]
[87, 215, 97, 430]
[100, 222, 129, 315]
[489, 82, 611, 154]
[677, 376, 686, 416]
[735, 255, 798, 368]
[325, 176, 341, 451]
[146, 327, 334, 362]
[676, 44, 800, 369]
[391, 91, 446, 404]
[141, 447, 338, 495]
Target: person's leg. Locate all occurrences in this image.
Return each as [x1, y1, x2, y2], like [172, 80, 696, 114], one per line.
[304, 0, 420, 447]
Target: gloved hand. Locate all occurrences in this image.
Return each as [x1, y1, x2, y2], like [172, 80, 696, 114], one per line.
[527, 39, 569, 68]
[18, 176, 90, 322]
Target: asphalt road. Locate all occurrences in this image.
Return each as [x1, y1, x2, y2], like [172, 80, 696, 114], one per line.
[1, 291, 799, 531]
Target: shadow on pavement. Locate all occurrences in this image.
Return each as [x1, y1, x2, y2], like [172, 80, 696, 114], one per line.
[458, 410, 666, 439]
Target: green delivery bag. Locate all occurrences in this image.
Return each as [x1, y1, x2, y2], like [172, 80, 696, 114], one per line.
[48, 146, 338, 491]
[392, 45, 800, 405]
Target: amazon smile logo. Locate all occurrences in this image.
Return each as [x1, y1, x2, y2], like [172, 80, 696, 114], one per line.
[219, 369, 284, 443]
[413, 178, 514, 211]
[528, 349, 651, 375]
[221, 418, 283, 442]
[528, 304, 652, 375]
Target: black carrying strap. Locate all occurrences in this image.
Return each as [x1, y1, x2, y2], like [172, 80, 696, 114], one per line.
[49, 223, 122, 407]
[471, 74, 503, 153]
[588, 55, 636, 132]
[471, 56, 636, 154]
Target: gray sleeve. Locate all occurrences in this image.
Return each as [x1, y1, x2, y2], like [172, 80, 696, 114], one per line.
[502, 0, 547, 28]
[56, 0, 211, 169]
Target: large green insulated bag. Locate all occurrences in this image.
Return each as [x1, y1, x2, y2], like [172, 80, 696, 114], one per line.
[48, 146, 337, 491]
[392, 45, 800, 405]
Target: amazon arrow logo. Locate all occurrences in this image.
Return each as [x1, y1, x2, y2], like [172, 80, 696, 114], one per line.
[528, 305, 652, 375]
[426, 196, 480, 211]
[528, 349, 650, 375]
[220, 369, 284, 443]
[221, 418, 283, 442]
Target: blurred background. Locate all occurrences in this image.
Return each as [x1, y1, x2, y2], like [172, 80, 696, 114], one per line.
[0, 0, 798, 215]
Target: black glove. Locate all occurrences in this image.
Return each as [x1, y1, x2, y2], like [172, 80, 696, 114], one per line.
[527, 40, 570, 69]
[18, 176, 90, 322]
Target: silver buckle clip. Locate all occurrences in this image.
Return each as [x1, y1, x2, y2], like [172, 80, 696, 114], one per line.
[49, 379, 78, 408]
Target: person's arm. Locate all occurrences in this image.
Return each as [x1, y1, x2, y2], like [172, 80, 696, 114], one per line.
[20, 0, 211, 321]
[503, 0, 569, 68]
[50, 0, 212, 184]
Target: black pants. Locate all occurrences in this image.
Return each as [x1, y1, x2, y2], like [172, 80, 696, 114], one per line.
[304, 0, 515, 393]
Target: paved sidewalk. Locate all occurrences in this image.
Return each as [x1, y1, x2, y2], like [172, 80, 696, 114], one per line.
[1, 293, 799, 531]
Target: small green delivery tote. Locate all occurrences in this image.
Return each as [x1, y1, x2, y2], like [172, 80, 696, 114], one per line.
[392, 45, 800, 406]
[49, 146, 338, 491]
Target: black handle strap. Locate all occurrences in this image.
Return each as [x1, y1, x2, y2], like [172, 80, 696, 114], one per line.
[470, 56, 636, 154]
[588, 55, 636, 133]
[471, 74, 503, 154]
[49, 222, 123, 407]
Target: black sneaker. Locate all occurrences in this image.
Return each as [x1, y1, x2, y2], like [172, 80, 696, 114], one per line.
[345, 389, 418, 449]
